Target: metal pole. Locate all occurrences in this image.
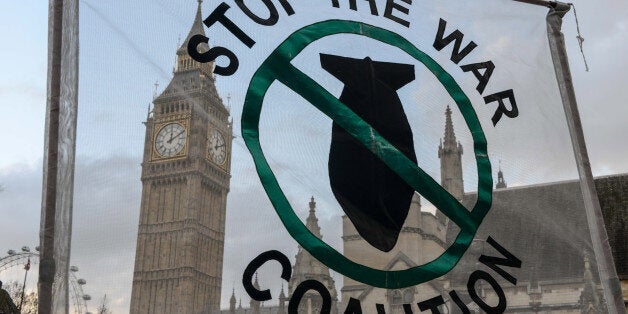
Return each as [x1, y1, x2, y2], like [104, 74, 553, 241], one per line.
[544, 3, 625, 313]
[39, 0, 63, 310]
[39, 0, 79, 313]
[512, 0, 557, 8]
[18, 265, 29, 311]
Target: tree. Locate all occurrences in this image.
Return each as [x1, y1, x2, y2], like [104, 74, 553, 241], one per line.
[96, 294, 112, 314]
[4, 280, 37, 314]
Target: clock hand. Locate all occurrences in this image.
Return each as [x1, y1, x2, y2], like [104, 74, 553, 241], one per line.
[214, 143, 225, 150]
[168, 130, 186, 144]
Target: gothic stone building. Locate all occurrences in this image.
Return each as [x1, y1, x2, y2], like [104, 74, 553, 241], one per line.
[224, 108, 627, 313]
[130, 2, 233, 313]
[340, 107, 628, 313]
[215, 110, 627, 314]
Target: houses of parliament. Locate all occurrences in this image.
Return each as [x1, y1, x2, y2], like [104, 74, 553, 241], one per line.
[130, 2, 627, 313]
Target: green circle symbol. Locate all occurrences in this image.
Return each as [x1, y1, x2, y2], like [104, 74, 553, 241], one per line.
[241, 20, 493, 289]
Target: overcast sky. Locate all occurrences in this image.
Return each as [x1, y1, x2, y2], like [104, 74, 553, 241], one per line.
[0, 0, 627, 313]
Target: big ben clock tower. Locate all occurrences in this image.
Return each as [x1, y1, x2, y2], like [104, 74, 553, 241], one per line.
[130, 1, 232, 313]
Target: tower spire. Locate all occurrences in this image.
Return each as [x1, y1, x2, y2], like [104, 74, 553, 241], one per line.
[278, 283, 287, 314]
[175, 0, 212, 74]
[306, 197, 322, 239]
[443, 105, 457, 148]
[185, 0, 205, 48]
[250, 272, 261, 313]
[178, 0, 206, 51]
[579, 252, 602, 312]
[496, 160, 507, 189]
[229, 288, 237, 313]
[288, 197, 339, 313]
[439, 106, 464, 205]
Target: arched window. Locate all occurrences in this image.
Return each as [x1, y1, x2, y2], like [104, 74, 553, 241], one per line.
[389, 290, 404, 314]
[403, 288, 414, 303]
[391, 290, 402, 304]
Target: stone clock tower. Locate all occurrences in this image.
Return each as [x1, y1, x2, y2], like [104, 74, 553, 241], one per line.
[130, 2, 232, 313]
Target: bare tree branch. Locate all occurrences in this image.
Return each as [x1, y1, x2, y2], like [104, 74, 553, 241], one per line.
[96, 294, 112, 314]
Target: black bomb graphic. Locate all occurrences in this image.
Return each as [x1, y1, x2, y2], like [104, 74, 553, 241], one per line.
[321, 53, 418, 252]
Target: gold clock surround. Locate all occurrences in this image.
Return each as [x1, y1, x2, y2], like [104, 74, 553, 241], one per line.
[206, 127, 229, 168]
[151, 114, 190, 162]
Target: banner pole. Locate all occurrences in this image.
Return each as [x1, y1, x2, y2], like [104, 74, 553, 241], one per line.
[39, 0, 79, 313]
[513, 0, 556, 8]
[545, 3, 625, 313]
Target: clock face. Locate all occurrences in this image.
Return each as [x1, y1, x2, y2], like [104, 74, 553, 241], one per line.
[155, 123, 187, 158]
[208, 129, 227, 165]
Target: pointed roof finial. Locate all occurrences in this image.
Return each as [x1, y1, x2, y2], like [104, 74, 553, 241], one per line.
[153, 80, 160, 99]
[305, 197, 322, 239]
[230, 287, 237, 304]
[309, 196, 316, 212]
[253, 272, 260, 289]
[496, 159, 507, 189]
[443, 105, 457, 147]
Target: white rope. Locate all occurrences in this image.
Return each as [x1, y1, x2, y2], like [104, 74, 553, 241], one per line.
[569, 3, 590, 71]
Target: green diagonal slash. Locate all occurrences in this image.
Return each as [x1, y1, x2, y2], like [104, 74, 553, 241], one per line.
[241, 20, 493, 288]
